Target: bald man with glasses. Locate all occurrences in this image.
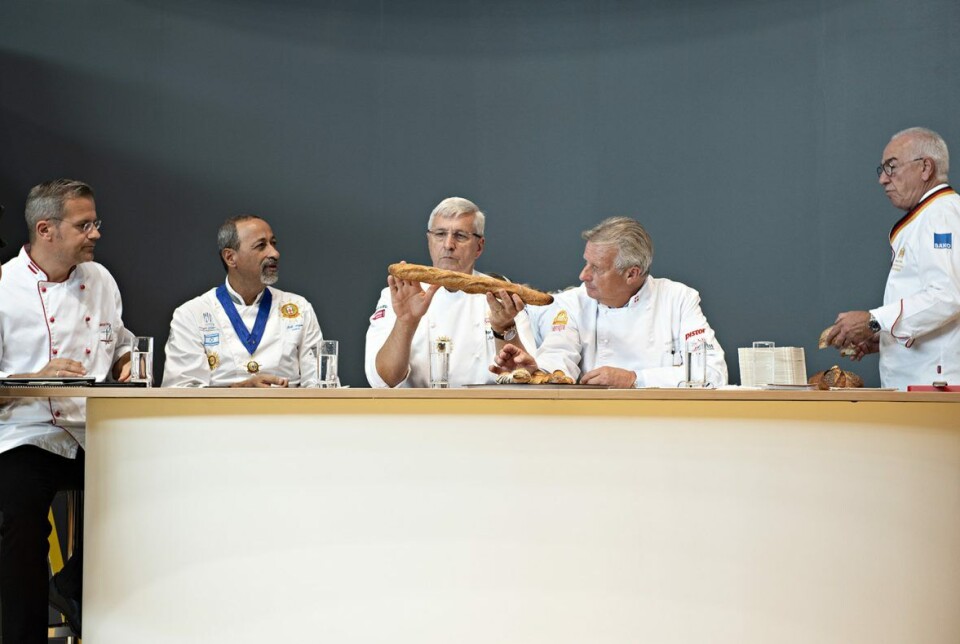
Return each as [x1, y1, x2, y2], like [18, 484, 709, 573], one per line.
[365, 197, 536, 387]
[826, 127, 960, 389]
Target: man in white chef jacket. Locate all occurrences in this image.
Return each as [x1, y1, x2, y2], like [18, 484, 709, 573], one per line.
[491, 216, 728, 388]
[365, 196, 536, 387]
[827, 127, 960, 390]
[162, 215, 323, 387]
[0, 179, 133, 642]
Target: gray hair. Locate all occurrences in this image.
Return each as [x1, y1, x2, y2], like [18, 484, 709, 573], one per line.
[217, 214, 262, 272]
[427, 197, 486, 235]
[893, 127, 950, 182]
[24, 179, 95, 242]
[582, 216, 654, 275]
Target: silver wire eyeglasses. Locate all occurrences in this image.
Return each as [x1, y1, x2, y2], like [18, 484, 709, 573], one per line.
[427, 229, 483, 244]
[49, 218, 102, 234]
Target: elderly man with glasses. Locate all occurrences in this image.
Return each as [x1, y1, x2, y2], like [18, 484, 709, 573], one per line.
[0, 179, 134, 642]
[826, 127, 960, 389]
[365, 196, 536, 387]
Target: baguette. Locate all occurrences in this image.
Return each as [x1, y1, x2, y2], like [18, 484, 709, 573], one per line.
[388, 263, 554, 306]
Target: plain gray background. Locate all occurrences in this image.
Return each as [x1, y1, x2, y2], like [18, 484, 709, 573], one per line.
[1, 0, 958, 387]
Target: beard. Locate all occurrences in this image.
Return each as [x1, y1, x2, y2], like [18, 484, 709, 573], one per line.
[260, 261, 279, 285]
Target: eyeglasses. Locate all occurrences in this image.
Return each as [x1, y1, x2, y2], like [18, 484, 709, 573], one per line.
[427, 229, 483, 244]
[49, 217, 102, 234]
[877, 157, 924, 178]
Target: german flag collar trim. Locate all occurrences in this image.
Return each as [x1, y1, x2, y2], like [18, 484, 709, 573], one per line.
[889, 186, 956, 244]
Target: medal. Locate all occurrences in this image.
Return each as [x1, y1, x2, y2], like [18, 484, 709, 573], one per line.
[216, 284, 272, 356]
[207, 352, 220, 370]
[247, 361, 260, 373]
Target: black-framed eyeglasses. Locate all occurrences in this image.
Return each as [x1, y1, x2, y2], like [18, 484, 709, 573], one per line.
[877, 157, 924, 178]
[427, 229, 483, 244]
[48, 217, 102, 234]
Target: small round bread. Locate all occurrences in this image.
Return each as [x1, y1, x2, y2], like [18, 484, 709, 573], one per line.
[388, 263, 554, 306]
[511, 368, 532, 383]
[529, 370, 551, 385]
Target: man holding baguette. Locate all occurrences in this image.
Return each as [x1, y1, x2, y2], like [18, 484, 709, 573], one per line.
[491, 217, 728, 388]
[365, 197, 536, 387]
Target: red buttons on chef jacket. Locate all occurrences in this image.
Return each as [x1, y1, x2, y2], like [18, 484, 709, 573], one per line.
[85, 348, 91, 354]
[41, 287, 47, 293]
[52, 349, 59, 355]
[54, 411, 61, 417]
[80, 284, 85, 290]
[49, 317, 55, 323]
[85, 317, 91, 322]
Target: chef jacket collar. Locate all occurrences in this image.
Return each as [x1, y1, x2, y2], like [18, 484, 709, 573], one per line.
[18, 245, 79, 283]
[224, 276, 267, 306]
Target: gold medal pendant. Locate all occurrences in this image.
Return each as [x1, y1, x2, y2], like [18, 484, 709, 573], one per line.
[246, 361, 260, 374]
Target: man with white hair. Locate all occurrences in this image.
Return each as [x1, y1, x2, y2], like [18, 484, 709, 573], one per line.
[163, 215, 324, 387]
[492, 216, 728, 388]
[828, 127, 960, 389]
[365, 197, 535, 387]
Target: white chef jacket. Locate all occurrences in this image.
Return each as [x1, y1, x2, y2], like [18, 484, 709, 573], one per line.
[534, 277, 728, 388]
[870, 184, 960, 390]
[364, 272, 537, 388]
[0, 246, 132, 457]
[162, 279, 322, 387]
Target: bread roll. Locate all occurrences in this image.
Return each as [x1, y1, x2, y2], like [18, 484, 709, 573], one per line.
[388, 263, 554, 306]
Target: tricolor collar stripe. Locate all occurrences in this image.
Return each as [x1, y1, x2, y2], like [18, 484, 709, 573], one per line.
[889, 186, 956, 243]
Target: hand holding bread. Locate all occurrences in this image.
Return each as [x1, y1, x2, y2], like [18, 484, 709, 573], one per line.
[388, 263, 554, 306]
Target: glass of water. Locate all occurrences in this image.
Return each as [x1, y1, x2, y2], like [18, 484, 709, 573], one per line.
[317, 340, 339, 388]
[430, 336, 453, 388]
[680, 337, 707, 388]
[130, 336, 154, 386]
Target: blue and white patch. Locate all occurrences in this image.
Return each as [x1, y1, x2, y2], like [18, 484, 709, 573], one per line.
[934, 232, 952, 249]
[203, 333, 220, 346]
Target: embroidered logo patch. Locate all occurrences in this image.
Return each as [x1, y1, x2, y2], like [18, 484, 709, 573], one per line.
[934, 232, 953, 249]
[98, 323, 114, 344]
[371, 305, 387, 321]
[551, 310, 569, 332]
[685, 328, 705, 341]
[280, 303, 300, 318]
[203, 333, 220, 347]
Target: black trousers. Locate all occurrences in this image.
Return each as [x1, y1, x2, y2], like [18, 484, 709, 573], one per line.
[0, 445, 84, 644]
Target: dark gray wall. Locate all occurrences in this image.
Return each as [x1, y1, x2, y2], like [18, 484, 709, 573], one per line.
[1, 0, 958, 387]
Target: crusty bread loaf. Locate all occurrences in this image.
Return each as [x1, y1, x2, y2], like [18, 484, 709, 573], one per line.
[388, 263, 554, 306]
[808, 365, 864, 390]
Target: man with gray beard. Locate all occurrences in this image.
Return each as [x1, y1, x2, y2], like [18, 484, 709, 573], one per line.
[163, 215, 325, 387]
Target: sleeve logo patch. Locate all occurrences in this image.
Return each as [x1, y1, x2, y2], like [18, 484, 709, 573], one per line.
[685, 328, 705, 341]
[934, 232, 952, 249]
[371, 305, 387, 321]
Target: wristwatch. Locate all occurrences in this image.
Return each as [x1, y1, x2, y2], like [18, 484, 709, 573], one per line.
[868, 314, 881, 333]
[492, 325, 517, 341]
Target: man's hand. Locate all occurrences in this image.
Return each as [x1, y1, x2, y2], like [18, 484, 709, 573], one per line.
[827, 311, 874, 347]
[31, 358, 87, 378]
[848, 334, 880, 362]
[388, 273, 441, 323]
[112, 352, 131, 382]
[490, 343, 538, 374]
[580, 366, 637, 388]
[231, 373, 289, 388]
[486, 290, 525, 334]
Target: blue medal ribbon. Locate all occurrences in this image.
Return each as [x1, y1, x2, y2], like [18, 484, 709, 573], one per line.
[215, 284, 273, 356]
